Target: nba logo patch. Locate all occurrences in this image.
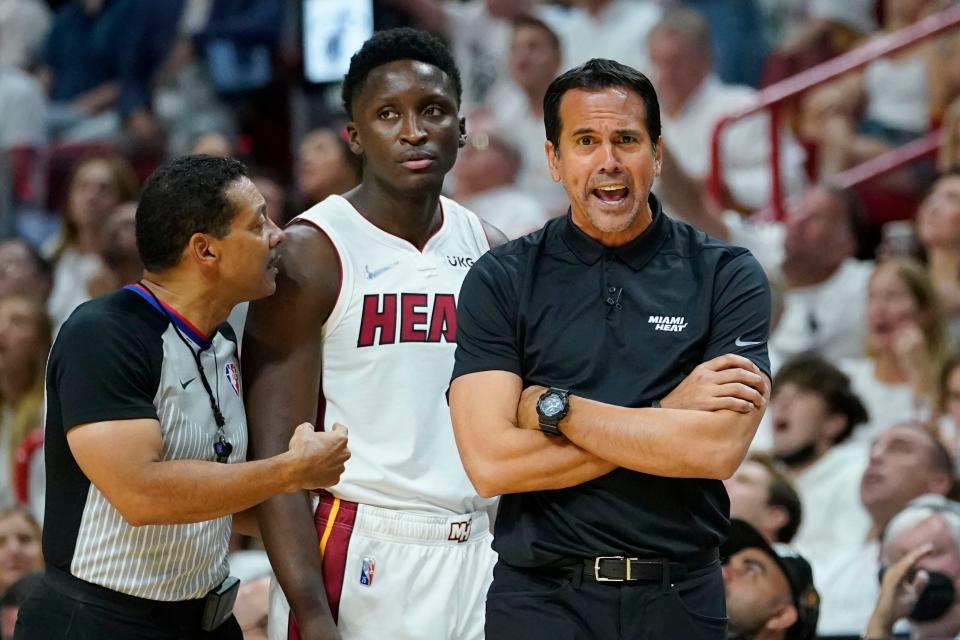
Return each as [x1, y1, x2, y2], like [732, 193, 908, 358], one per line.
[224, 362, 240, 396]
[359, 557, 375, 586]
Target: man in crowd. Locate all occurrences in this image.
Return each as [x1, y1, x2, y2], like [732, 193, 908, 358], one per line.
[723, 518, 820, 640]
[726, 451, 803, 544]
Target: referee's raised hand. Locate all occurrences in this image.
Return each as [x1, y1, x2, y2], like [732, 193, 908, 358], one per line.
[287, 422, 351, 490]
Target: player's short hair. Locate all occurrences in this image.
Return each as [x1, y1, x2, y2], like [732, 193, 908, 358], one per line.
[136, 155, 248, 272]
[543, 58, 661, 156]
[773, 353, 868, 445]
[341, 27, 462, 119]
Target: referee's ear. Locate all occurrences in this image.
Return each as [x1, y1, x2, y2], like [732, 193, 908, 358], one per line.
[186, 232, 218, 267]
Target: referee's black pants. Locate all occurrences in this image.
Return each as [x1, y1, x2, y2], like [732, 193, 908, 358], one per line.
[485, 558, 727, 640]
[14, 569, 242, 640]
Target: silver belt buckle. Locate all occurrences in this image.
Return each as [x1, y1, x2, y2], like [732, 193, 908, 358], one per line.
[594, 556, 626, 582]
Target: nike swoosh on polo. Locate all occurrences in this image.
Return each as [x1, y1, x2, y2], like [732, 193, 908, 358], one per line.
[735, 337, 763, 347]
[365, 261, 400, 280]
[180, 377, 197, 390]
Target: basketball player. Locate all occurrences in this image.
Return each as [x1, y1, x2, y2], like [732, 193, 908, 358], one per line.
[242, 29, 507, 640]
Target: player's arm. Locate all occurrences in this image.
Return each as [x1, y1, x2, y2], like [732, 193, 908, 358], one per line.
[243, 223, 341, 639]
[450, 371, 616, 497]
[67, 419, 347, 526]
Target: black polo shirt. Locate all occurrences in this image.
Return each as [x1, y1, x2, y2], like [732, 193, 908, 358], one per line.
[452, 194, 771, 567]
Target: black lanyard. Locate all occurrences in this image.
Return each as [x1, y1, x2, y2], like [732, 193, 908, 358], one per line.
[139, 282, 233, 463]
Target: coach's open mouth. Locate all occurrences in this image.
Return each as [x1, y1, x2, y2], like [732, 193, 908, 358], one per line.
[592, 185, 629, 204]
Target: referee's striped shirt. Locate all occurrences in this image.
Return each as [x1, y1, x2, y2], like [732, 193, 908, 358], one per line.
[43, 286, 248, 601]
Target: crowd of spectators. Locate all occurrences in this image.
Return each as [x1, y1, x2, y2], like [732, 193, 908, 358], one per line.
[3, 0, 960, 638]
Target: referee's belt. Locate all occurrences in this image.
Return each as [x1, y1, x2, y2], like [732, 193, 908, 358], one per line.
[580, 547, 719, 584]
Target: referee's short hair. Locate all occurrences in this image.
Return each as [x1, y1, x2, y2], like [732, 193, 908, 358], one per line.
[136, 155, 248, 272]
[543, 58, 661, 157]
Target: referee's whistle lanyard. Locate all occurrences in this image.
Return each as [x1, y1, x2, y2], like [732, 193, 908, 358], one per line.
[138, 281, 234, 463]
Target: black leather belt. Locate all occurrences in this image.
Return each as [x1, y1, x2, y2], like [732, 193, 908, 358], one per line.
[582, 547, 719, 583]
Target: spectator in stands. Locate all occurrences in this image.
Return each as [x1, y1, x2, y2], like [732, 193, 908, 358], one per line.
[0, 68, 46, 151]
[840, 259, 949, 442]
[118, 1, 282, 157]
[0, 506, 41, 596]
[865, 494, 960, 640]
[0, 296, 50, 522]
[680, 0, 769, 88]
[938, 98, 960, 172]
[668, 179, 873, 363]
[46, 153, 138, 329]
[648, 8, 807, 213]
[0, 0, 51, 70]
[916, 169, 960, 342]
[816, 423, 956, 636]
[86, 201, 141, 298]
[454, 128, 550, 239]
[803, 0, 960, 181]
[769, 353, 871, 566]
[540, 0, 662, 81]
[382, 0, 539, 110]
[725, 451, 803, 544]
[722, 518, 820, 640]
[0, 241, 51, 305]
[297, 126, 361, 209]
[0, 571, 41, 640]
[488, 14, 567, 213]
[40, 0, 136, 142]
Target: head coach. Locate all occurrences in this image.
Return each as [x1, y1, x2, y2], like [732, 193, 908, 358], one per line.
[450, 59, 772, 640]
[14, 155, 350, 640]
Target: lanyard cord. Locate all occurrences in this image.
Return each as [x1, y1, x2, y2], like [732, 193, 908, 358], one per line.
[138, 282, 232, 462]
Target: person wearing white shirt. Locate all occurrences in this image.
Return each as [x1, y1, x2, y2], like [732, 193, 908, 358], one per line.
[768, 355, 872, 565]
[816, 424, 956, 637]
[648, 7, 807, 212]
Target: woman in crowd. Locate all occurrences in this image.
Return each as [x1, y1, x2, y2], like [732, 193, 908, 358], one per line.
[0, 506, 41, 597]
[916, 169, 960, 342]
[297, 125, 361, 209]
[45, 154, 138, 329]
[840, 259, 949, 442]
[0, 296, 50, 522]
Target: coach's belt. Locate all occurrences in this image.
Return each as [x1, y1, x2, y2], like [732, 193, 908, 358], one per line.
[583, 548, 719, 583]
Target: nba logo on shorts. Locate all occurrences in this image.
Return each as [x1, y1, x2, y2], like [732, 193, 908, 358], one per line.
[224, 363, 240, 396]
[359, 557, 376, 586]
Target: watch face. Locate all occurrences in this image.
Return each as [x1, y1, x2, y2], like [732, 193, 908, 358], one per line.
[539, 394, 565, 417]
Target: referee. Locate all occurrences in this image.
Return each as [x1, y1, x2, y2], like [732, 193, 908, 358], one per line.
[15, 156, 350, 639]
[450, 59, 771, 639]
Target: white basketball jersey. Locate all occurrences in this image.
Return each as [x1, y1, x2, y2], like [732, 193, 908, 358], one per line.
[293, 195, 494, 515]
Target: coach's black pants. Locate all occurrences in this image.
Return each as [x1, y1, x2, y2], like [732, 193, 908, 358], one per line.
[485, 559, 727, 640]
[14, 569, 242, 640]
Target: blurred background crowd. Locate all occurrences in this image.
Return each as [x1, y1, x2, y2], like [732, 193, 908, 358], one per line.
[3, 0, 960, 638]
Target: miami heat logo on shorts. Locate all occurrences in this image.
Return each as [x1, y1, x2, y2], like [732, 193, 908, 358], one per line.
[224, 362, 240, 396]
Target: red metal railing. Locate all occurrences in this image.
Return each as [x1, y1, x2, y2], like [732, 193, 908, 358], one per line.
[707, 3, 960, 219]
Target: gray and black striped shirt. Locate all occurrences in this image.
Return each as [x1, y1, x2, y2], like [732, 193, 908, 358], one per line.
[43, 286, 247, 601]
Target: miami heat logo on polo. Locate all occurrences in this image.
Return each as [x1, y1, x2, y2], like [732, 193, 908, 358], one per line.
[357, 293, 458, 347]
[224, 362, 241, 396]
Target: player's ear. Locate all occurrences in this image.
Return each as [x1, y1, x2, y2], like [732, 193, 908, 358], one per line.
[346, 122, 363, 156]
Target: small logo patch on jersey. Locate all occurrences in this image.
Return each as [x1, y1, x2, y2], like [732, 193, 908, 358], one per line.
[446, 255, 475, 268]
[359, 557, 376, 586]
[365, 261, 399, 280]
[648, 315, 688, 333]
[448, 518, 472, 543]
[224, 362, 240, 396]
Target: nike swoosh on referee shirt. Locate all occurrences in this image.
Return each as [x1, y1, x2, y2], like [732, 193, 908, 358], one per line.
[735, 337, 762, 347]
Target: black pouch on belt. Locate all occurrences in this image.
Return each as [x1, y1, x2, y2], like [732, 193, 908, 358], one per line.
[201, 576, 240, 631]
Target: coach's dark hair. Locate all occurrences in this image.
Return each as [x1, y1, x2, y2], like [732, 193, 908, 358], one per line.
[136, 155, 248, 272]
[543, 58, 661, 156]
[341, 28, 462, 119]
[773, 352, 869, 446]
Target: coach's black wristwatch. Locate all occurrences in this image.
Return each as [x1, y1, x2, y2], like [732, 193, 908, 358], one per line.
[536, 387, 570, 436]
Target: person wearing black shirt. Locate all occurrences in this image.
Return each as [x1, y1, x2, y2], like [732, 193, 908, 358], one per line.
[450, 59, 772, 639]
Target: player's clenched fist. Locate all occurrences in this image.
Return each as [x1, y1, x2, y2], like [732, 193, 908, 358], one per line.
[285, 422, 350, 491]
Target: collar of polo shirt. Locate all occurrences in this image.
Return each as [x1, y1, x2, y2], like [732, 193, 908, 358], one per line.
[559, 194, 671, 271]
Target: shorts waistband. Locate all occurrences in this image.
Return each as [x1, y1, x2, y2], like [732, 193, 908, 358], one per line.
[43, 566, 207, 623]
[320, 495, 489, 544]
